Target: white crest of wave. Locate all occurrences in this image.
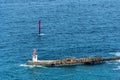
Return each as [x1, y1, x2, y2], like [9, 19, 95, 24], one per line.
[20, 64, 47, 68]
[38, 33, 45, 36]
[106, 61, 119, 64]
[109, 52, 120, 63]
[113, 66, 120, 70]
[109, 52, 120, 56]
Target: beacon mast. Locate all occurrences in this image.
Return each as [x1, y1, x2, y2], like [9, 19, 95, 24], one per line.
[38, 20, 41, 35]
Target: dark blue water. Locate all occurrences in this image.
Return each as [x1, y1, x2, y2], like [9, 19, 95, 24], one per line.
[1, 0, 120, 80]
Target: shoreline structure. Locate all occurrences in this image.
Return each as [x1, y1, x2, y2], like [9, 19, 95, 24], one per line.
[26, 49, 120, 66]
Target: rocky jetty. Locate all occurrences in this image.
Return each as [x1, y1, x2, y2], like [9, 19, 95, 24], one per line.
[26, 49, 120, 66]
[27, 56, 120, 66]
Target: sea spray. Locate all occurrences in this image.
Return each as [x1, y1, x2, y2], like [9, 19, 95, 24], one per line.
[109, 52, 120, 62]
[20, 64, 47, 68]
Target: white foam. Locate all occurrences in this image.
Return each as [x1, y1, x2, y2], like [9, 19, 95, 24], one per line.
[109, 52, 120, 56]
[109, 53, 120, 71]
[109, 52, 120, 62]
[109, 52, 120, 70]
[38, 33, 45, 36]
[107, 61, 119, 64]
[20, 64, 47, 68]
[113, 66, 120, 70]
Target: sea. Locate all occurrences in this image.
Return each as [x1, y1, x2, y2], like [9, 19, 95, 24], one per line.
[0, 0, 120, 80]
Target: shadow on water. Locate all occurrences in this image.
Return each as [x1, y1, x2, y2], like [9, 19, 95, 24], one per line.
[28, 68, 40, 80]
[48, 65, 78, 68]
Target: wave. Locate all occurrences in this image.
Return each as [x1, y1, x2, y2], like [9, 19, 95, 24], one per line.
[106, 61, 119, 65]
[109, 52, 120, 56]
[107, 60, 120, 63]
[109, 52, 120, 63]
[113, 66, 120, 70]
[38, 33, 45, 36]
[20, 64, 47, 68]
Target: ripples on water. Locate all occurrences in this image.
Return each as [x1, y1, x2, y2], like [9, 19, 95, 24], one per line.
[0, 0, 120, 80]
